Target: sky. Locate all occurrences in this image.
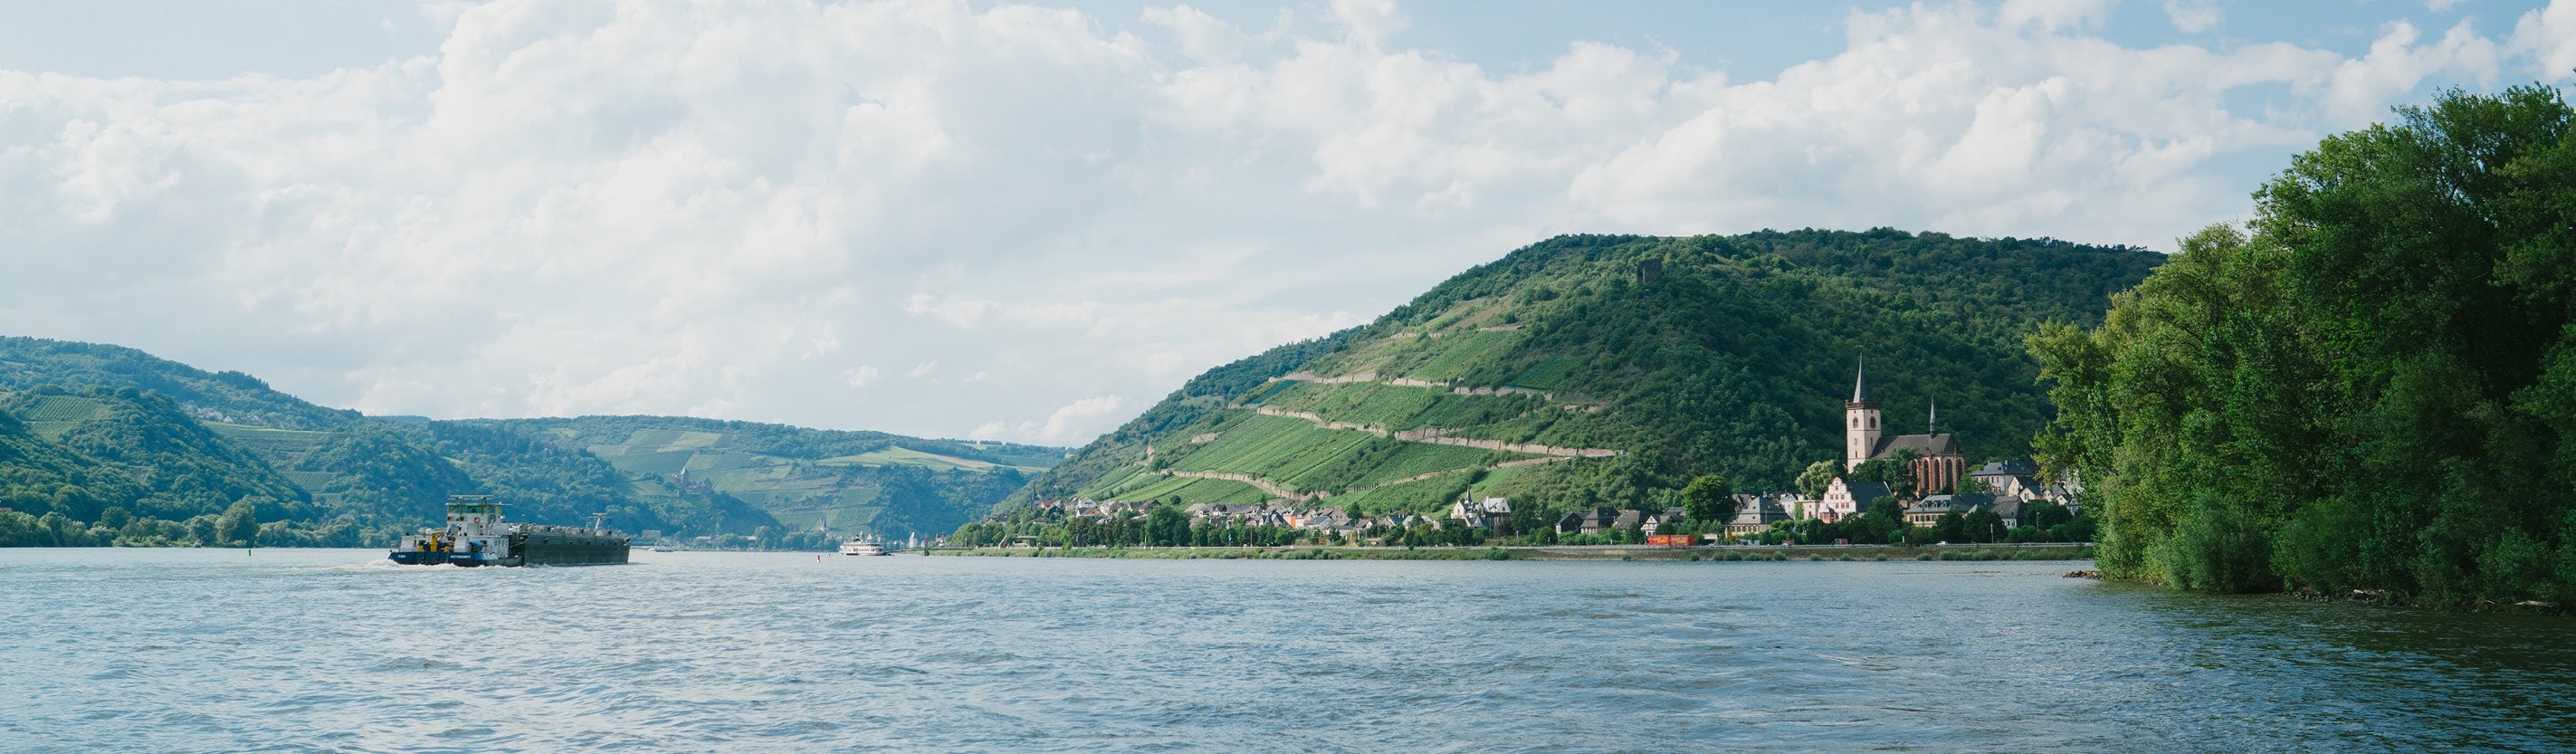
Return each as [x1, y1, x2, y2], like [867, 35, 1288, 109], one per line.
[0, 0, 2571, 446]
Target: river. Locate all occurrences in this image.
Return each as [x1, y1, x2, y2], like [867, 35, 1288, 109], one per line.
[5, 548, 2569, 752]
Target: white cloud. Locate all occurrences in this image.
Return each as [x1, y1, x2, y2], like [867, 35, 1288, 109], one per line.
[1329, 0, 1407, 48]
[1997, 0, 2116, 32]
[2161, 0, 2222, 34]
[0, 0, 2552, 446]
[2512, 0, 2576, 79]
[843, 365, 882, 388]
[975, 395, 1126, 444]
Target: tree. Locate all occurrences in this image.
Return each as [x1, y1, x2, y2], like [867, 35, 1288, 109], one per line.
[2030, 85, 2576, 603]
[1681, 474, 1735, 525]
[1932, 511, 1968, 544]
[2023, 501, 2073, 531]
[1962, 510, 2005, 544]
[219, 496, 262, 547]
[1145, 504, 1188, 547]
[98, 506, 131, 530]
[1862, 496, 1910, 544]
[1795, 461, 1840, 501]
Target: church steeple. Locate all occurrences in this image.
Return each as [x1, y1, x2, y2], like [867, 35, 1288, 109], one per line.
[1845, 356, 1882, 471]
[1929, 396, 1938, 434]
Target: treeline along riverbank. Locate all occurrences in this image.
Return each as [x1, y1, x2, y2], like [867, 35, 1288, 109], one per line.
[2031, 85, 2576, 608]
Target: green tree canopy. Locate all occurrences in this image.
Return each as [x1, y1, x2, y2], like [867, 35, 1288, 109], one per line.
[1795, 461, 1840, 501]
[1681, 474, 1736, 524]
[2032, 85, 2576, 604]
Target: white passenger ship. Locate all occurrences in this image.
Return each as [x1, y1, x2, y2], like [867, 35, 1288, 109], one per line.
[837, 535, 889, 556]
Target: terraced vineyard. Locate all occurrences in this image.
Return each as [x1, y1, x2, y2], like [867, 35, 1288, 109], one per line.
[1023, 230, 2165, 519]
[203, 423, 350, 506]
[1077, 375, 1591, 512]
[18, 395, 104, 439]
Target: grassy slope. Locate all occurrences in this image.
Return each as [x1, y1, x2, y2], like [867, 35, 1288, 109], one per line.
[1021, 229, 2162, 518]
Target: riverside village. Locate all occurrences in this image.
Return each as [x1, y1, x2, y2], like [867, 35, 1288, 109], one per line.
[958, 361, 2093, 551]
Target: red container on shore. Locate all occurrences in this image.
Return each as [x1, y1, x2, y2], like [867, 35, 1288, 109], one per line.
[1646, 534, 1696, 547]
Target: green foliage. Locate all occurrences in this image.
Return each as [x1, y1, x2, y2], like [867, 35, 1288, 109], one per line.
[1794, 461, 1839, 501]
[1681, 474, 1735, 524]
[2033, 85, 2576, 605]
[0, 337, 361, 429]
[218, 497, 261, 546]
[1, 387, 310, 524]
[291, 424, 477, 522]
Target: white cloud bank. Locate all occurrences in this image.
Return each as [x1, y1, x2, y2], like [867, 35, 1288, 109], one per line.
[0, 0, 2570, 444]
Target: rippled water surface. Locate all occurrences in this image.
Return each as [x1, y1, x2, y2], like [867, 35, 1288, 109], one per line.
[6, 549, 2572, 753]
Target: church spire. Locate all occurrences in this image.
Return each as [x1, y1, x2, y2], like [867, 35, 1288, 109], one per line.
[1851, 356, 1869, 403]
[1929, 396, 1938, 434]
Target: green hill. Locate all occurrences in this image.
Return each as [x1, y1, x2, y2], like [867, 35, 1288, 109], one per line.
[0, 338, 1067, 546]
[2, 387, 314, 523]
[491, 415, 1062, 539]
[0, 339, 359, 430]
[1015, 229, 2162, 518]
[0, 399, 149, 520]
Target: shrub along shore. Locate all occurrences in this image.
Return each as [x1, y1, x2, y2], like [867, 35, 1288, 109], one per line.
[927, 543, 2094, 561]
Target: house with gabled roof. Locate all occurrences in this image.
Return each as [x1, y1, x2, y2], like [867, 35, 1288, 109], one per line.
[1725, 495, 1791, 537]
[1817, 478, 1892, 524]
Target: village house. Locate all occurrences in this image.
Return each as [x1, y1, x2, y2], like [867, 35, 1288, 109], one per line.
[1814, 478, 1892, 524]
[1562, 507, 1623, 536]
[1968, 460, 2038, 499]
[1903, 492, 1995, 528]
[1447, 497, 1512, 530]
[1725, 494, 1792, 537]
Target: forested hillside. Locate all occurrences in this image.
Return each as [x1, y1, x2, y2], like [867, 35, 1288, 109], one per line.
[0, 339, 359, 429]
[491, 415, 1060, 542]
[3, 387, 312, 522]
[1014, 228, 2162, 520]
[2031, 86, 2576, 606]
[0, 338, 1064, 548]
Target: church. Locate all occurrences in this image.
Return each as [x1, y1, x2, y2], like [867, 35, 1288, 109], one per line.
[1842, 358, 1964, 496]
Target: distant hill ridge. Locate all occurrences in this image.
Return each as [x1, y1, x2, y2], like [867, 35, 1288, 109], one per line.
[0, 337, 1065, 546]
[1013, 229, 2163, 518]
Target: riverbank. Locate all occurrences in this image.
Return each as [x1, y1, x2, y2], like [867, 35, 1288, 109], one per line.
[926, 543, 2096, 561]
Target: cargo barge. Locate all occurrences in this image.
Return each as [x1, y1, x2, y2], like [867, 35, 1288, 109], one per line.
[388, 495, 630, 567]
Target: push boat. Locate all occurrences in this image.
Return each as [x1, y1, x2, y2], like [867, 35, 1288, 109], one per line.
[388, 495, 631, 567]
[837, 536, 889, 556]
